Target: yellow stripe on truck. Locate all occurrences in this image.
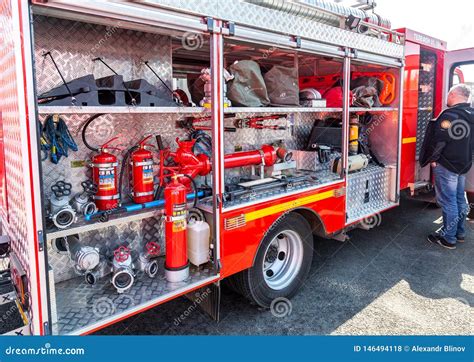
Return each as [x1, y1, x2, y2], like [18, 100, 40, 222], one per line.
[245, 190, 335, 222]
[402, 137, 417, 144]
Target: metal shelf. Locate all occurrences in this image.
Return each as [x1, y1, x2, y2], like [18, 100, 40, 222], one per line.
[55, 262, 218, 335]
[37, 106, 344, 115]
[45, 208, 162, 241]
[37, 106, 397, 115]
[226, 107, 342, 113]
[349, 107, 398, 112]
[37, 106, 208, 115]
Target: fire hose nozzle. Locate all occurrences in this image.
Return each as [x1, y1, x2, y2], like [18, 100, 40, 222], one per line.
[111, 246, 135, 293]
[275, 145, 292, 163]
[85, 270, 99, 285]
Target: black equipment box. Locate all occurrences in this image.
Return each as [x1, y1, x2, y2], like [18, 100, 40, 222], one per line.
[306, 125, 342, 150]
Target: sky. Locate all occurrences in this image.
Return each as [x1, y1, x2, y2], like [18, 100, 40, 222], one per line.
[373, 0, 474, 50]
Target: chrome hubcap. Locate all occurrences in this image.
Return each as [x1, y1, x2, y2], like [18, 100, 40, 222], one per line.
[262, 230, 304, 290]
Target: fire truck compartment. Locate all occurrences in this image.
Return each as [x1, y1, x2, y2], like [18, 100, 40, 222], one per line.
[0, 0, 404, 334]
[209, 40, 345, 210]
[33, 15, 220, 335]
[34, 13, 401, 333]
[50, 255, 217, 335]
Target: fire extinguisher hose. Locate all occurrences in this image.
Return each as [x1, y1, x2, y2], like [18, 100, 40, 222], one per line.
[81, 113, 105, 152]
[154, 135, 165, 201]
[118, 145, 139, 203]
[181, 174, 198, 208]
[190, 130, 212, 157]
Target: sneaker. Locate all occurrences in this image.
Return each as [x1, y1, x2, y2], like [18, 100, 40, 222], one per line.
[456, 236, 465, 243]
[427, 234, 456, 249]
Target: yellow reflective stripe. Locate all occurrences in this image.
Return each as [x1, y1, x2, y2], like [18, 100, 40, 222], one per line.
[402, 137, 417, 144]
[245, 190, 335, 222]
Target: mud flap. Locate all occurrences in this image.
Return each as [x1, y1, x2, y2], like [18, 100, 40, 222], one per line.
[185, 282, 220, 321]
[0, 271, 30, 335]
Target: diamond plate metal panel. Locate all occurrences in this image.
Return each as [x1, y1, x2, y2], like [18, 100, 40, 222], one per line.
[54, 260, 216, 335]
[148, 0, 404, 58]
[346, 164, 393, 221]
[416, 51, 437, 158]
[32, 16, 207, 203]
[32, 16, 181, 200]
[48, 216, 165, 283]
[38, 113, 194, 200]
[33, 16, 173, 96]
[292, 150, 340, 172]
[0, 0, 34, 330]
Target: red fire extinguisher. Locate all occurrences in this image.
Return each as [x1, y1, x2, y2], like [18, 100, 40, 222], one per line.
[91, 137, 121, 211]
[164, 174, 189, 283]
[131, 135, 155, 204]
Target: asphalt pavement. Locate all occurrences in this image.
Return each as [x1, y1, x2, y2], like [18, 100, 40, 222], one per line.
[99, 195, 473, 335]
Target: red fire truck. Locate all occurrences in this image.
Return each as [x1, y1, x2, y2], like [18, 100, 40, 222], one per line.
[0, 0, 472, 336]
[398, 28, 474, 200]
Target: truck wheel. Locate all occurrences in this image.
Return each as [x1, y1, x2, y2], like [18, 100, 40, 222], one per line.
[228, 213, 313, 307]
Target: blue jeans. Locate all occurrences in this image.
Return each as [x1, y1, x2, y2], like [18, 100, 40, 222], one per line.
[433, 164, 468, 244]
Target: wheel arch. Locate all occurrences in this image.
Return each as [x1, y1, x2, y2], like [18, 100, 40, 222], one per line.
[292, 207, 328, 238]
[251, 207, 326, 268]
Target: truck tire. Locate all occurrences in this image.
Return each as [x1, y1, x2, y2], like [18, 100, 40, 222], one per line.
[227, 212, 313, 307]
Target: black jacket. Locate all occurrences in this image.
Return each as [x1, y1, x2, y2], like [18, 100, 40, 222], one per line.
[419, 103, 474, 174]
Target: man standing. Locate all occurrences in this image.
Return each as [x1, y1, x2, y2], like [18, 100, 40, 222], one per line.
[420, 84, 474, 249]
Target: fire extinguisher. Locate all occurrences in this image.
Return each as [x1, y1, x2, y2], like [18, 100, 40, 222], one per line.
[91, 137, 121, 211]
[130, 135, 155, 204]
[164, 175, 189, 283]
[349, 114, 359, 155]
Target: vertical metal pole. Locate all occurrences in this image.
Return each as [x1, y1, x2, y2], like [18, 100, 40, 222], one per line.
[342, 52, 351, 219]
[210, 20, 224, 267]
[396, 64, 405, 203]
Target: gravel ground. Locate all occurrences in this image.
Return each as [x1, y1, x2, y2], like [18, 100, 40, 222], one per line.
[99, 195, 473, 335]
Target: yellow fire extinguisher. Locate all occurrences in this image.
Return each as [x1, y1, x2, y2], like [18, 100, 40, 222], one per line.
[349, 114, 359, 155]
